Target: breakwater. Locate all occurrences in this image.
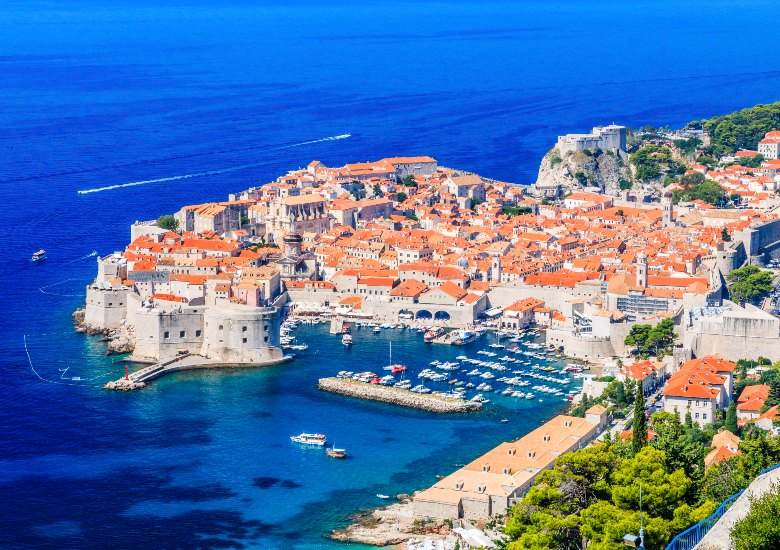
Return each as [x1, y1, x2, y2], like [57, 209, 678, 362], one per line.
[318, 377, 482, 413]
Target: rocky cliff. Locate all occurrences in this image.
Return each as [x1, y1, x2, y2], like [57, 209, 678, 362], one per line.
[535, 147, 661, 199]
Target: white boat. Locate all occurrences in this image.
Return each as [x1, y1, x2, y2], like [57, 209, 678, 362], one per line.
[377, 494, 390, 499]
[290, 433, 327, 446]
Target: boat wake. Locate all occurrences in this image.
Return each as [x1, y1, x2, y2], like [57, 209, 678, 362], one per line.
[38, 278, 89, 297]
[77, 133, 351, 195]
[64, 250, 99, 264]
[24, 335, 117, 386]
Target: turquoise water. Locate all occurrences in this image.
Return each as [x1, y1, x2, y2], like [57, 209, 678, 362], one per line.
[2, 0, 780, 547]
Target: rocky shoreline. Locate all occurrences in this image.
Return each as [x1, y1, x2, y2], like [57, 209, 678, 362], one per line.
[330, 498, 451, 547]
[73, 307, 135, 355]
[318, 378, 481, 413]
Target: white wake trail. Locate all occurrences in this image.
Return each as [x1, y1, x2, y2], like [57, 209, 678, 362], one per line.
[77, 134, 351, 195]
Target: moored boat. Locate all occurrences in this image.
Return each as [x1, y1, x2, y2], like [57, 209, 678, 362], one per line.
[327, 444, 347, 458]
[291, 433, 327, 445]
[342, 334, 353, 346]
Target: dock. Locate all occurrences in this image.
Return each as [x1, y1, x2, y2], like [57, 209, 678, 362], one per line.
[318, 377, 481, 413]
[105, 353, 292, 391]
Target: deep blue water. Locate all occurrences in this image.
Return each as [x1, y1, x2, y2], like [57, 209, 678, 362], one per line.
[1, 1, 780, 548]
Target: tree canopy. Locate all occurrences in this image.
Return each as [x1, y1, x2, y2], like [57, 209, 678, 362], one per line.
[630, 144, 674, 180]
[504, 445, 715, 550]
[698, 101, 780, 156]
[156, 214, 179, 231]
[732, 482, 780, 550]
[671, 179, 726, 206]
[727, 265, 774, 304]
[624, 319, 677, 358]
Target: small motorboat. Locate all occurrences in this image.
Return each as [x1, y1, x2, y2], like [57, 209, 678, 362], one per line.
[500, 418, 509, 423]
[326, 444, 347, 458]
[30, 249, 46, 263]
[373, 326, 381, 334]
[342, 334, 353, 346]
[376, 494, 390, 499]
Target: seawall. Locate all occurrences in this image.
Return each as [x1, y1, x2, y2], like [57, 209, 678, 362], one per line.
[318, 378, 481, 413]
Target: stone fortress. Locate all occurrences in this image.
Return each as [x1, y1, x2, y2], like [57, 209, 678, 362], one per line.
[83, 245, 286, 368]
[555, 124, 627, 155]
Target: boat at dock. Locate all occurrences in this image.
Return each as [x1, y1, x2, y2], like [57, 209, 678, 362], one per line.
[423, 327, 443, 343]
[452, 330, 477, 345]
[291, 433, 327, 446]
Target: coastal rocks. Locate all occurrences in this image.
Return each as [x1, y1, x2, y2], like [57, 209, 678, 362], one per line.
[106, 325, 135, 355]
[535, 147, 637, 197]
[318, 378, 481, 413]
[104, 378, 145, 391]
[330, 500, 450, 547]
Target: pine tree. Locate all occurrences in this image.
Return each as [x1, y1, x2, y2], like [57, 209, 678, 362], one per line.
[685, 410, 694, 429]
[632, 383, 647, 454]
[725, 402, 739, 434]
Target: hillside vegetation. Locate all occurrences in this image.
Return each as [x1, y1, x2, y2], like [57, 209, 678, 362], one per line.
[694, 101, 780, 156]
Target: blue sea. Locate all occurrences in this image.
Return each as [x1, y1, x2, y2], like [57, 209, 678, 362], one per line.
[1, 1, 779, 548]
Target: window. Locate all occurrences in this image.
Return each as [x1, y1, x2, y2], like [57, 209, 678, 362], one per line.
[219, 325, 223, 331]
[695, 412, 700, 419]
[264, 325, 268, 331]
[703, 413, 708, 420]
[242, 326, 247, 332]
[264, 336, 269, 343]
[164, 331, 169, 339]
[180, 331, 186, 338]
[195, 330, 201, 337]
[242, 338, 247, 343]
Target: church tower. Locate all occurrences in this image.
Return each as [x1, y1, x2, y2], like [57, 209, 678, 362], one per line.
[636, 251, 648, 288]
[491, 255, 501, 283]
[662, 191, 674, 228]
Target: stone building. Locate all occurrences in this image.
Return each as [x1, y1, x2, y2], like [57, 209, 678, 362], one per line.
[556, 124, 627, 155]
[412, 408, 608, 521]
[265, 194, 329, 244]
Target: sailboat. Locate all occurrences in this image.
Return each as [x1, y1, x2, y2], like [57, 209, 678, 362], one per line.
[384, 341, 408, 374]
[326, 443, 347, 458]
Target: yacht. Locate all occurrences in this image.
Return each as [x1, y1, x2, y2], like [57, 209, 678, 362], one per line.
[290, 433, 327, 446]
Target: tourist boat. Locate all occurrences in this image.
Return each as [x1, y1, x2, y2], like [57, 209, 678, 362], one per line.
[423, 327, 443, 343]
[341, 322, 351, 334]
[30, 249, 46, 263]
[326, 444, 347, 458]
[452, 330, 477, 345]
[290, 433, 327, 446]
[342, 334, 353, 346]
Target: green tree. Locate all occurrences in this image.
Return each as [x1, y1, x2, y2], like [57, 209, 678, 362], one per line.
[732, 484, 780, 550]
[725, 402, 739, 433]
[631, 144, 673, 180]
[727, 265, 774, 304]
[618, 179, 632, 190]
[699, 101, 780, 156]
[650, 412, 707, 481]
[372, 183, 382, 197]
[156, 214, 179, 231]
[632, 384, 647, 454]
[401, 175, 418, 187]
[395, 191, 408, 203]
[722, 227, 731, 242]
